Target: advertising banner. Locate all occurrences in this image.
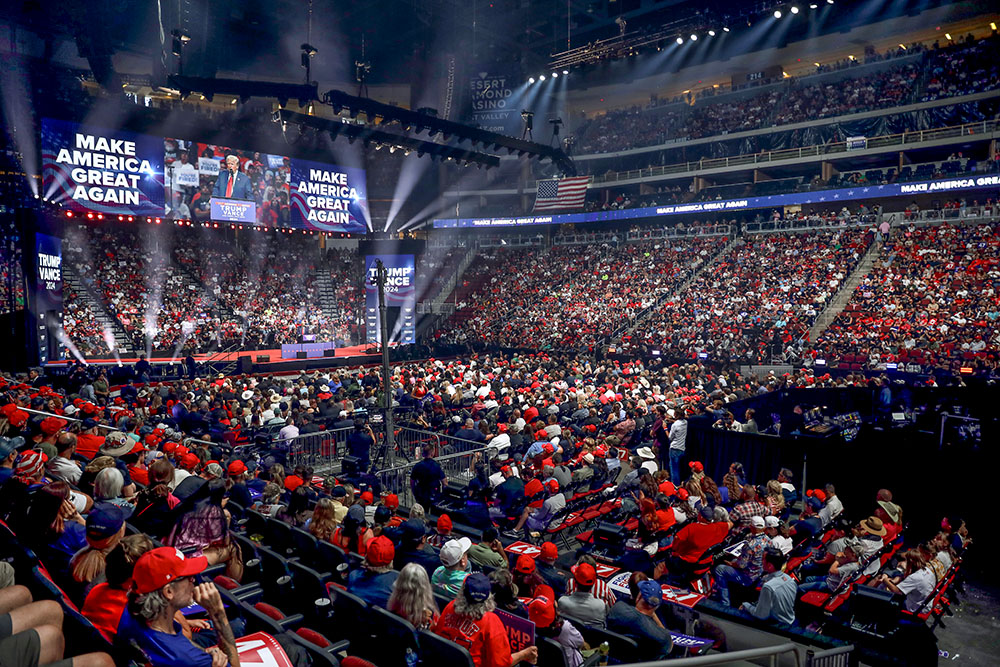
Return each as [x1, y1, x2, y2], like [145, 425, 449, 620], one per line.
[494, 609, 535, 653]
[364, 254, 416, 345]
[434, 174, 1000, 229]
[210, 198, 257, 223]
[467, 69, 520, 135]
[289, 158, 369, 233]
[42, 118, 165, 216]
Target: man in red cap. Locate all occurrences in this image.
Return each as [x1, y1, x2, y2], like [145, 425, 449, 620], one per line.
[557, 563, 607, 627]
[118, 546, 240, 667]
[535, 542, 569, 593]
[347, 535, 399, 608]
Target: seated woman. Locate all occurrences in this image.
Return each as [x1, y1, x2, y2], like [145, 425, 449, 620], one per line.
[166, 479, 243, 581]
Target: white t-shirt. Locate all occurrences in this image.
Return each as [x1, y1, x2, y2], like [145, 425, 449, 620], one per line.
[897, 568, 936, 612]
[770, 535, 794, 555]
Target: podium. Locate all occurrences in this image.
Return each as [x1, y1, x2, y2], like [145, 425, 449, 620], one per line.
[210, 197, 257, 223]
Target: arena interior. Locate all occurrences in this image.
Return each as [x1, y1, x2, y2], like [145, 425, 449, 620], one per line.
[0, 0, 998, 665]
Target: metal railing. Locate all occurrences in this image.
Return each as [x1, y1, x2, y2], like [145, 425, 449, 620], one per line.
[806, 645, 855, 667]
[744, 214, 879, 235]
[283, 427, 355, 474]
[613, 643, 801, 667]
[376, 431, 498, 507]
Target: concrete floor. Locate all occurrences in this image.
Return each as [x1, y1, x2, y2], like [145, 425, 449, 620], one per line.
[934, 577, 1000, 666]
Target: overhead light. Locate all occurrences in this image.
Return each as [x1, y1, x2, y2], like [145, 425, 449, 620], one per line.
[708, 30, 716, 36]
[809, 2, 817, 7]
[991, 22, 997, 30]
[562, 69, 569, 75]
[723, 26, 730, 32]
[676, 36, 684, 44]
[551, 72, 558, 78]
[690, 33, 698, 41]
[773, 10, 782, 18]
[826, 0, 833, 4]
[898, 43, 906, 49]
[944, 33, 952, 40]
[528, 77, 535, 84]
[814, 62, 821, 66]
[790, 5, 799, 13]
[539, 74, 545, 81]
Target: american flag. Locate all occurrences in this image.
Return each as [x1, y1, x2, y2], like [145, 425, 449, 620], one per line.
[533, 176, 591, 211]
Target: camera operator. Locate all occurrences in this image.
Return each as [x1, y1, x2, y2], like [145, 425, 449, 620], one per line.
[347, 417, 376, 472]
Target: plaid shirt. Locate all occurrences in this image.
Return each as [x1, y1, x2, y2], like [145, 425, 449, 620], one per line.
[730, 501, 769, 527]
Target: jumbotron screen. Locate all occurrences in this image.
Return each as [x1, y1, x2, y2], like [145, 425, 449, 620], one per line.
[41, 118, 369, 234]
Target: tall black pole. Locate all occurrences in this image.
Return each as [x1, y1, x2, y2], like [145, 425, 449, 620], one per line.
[375, 259, 395, 464]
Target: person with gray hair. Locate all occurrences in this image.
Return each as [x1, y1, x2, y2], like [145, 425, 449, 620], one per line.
[211, 154, 252, 201]
[94, 467, 133, 518]
[118, 546, 240, 667]
[432, 572, 537, 665]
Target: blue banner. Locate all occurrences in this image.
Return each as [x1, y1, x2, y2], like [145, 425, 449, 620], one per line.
[433, 174, 1000, 228]
[364, 254, 416, 345]
[290, 158, 369, 233]
[210, 198, 257, 223]
[42, 118, 165, 216]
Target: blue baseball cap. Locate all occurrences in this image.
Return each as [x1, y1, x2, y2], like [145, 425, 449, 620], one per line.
[86, 503, 125, 541]
[637, 580, 662, 608]
[0, 436, 23, 460]
[463, 572, 492, 603]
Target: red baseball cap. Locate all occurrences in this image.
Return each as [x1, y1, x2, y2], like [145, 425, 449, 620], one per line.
[539, 542, 558, 561]
[360, 490, 374, 504]
[524, 478, 544, 508]
[179, 453, 200, 471]
[133, 546, 207, 594]
[436, 514, 453, 533]
[545, 478, 560, 493]
[572, 563, 596, 586]
[40, 417, 67, 436]
[528, 594, 556, 628]
[227, 460, 248, 476]
[515, 554, 536, 574]
[689, 461, 704, 473]
[384, 493, 399, 510]
[365, 536, 395, 568]
[285, 475, 304, 492]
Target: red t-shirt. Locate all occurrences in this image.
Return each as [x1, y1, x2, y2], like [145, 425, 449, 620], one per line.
[671, 521, 730, 563]
[81, 583, 128, 641]
[75, 433, 106, 460]
[433, 600, 513, 667]
[882, 522, 901, 544]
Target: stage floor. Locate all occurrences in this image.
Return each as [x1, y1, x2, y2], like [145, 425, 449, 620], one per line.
[46, 343, 379, 368]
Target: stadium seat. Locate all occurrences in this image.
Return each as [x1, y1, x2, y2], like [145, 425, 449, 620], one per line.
[367, 605, 420, 665]
[416, 628, 475, 667]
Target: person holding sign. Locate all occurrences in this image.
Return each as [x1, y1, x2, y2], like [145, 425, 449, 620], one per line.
[212, 156, 253, 201]
[433, 573, 538, 667]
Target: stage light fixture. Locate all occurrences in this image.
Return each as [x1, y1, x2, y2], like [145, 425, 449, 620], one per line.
[944, 33, 952, 40]
[65, 211, 73, 218]
[826, 0, 833, 4]
[676, 36, 684, 44]
[539, 74, 545, 81]
[87, 212, 94, 219]
[708, 30, 716, 36]
[809, 2, 817, 6]
[723, 26, 730, 32]
[551, 72, 558, 78]
[791, 6, 799, 13]
[562, 69, 569, 75]
[690, 33, 697, 40]
[118, 215, 123, 221]
[528, 77, 535, 84]
[992, 22, 998, 30]
[128, 216, 133, 222]
[774, 10, 782, 18]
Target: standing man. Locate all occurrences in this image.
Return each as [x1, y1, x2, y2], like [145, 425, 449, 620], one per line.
[410, 444, 446, 512]
[212, 155, 253, 201]
[346, 418, 375, 473]
[667, 408, 688, 485]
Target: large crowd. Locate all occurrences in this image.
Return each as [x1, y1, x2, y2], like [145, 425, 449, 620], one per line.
[811, 220, 1000, 372]
[573, 36, 996, 155]
[434, 237, 729, 350]
[0, 348, 970, 666]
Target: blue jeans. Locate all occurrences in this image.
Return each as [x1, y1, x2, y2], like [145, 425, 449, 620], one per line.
[669, 448, 684, 485]
[797, 576, 830, 595]
[713, 564, 754, 606]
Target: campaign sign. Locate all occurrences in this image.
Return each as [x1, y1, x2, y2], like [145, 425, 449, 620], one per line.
[211, 197, 257, 223]
[236, 632, 294, 667]
[607, 572, 705, 608]
[669, 632, 715, 650]
[505, 541, 541, 557]
[593, 563, 621, 579]
[198, 157, 221, 176]
[289, 157, 369, 233]
[41, 118, 165, 216]
[494, 609, 535, 652]
[364, 254, 416, 345]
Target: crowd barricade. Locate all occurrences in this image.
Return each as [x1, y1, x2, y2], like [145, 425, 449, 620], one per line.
[374, 440, 497, 508]
[284, 427, 354, 474]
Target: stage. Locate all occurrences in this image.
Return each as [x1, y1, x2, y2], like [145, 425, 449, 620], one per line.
[44, 343, 387, 375]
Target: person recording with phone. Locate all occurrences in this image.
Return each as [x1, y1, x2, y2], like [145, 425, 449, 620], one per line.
[211, 155, 253, 201]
